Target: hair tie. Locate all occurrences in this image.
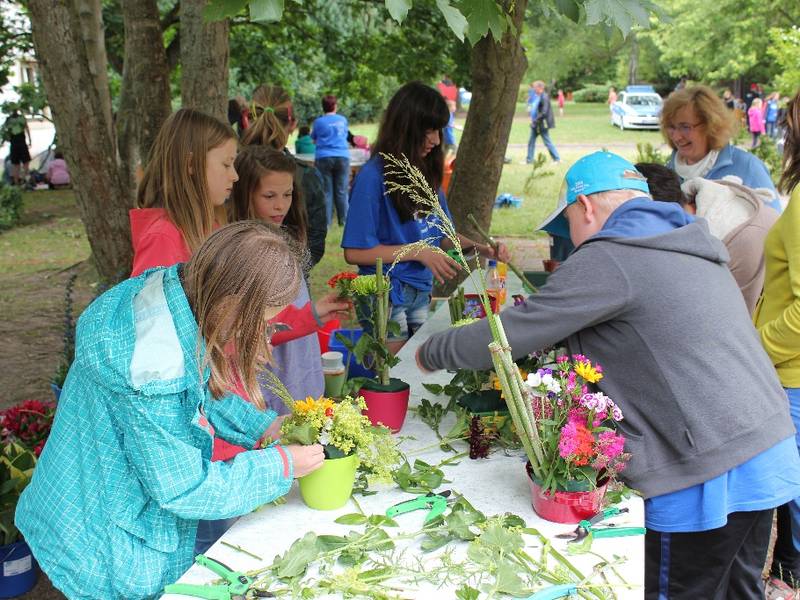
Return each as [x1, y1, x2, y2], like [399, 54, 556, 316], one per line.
[264, 107, 275, 113]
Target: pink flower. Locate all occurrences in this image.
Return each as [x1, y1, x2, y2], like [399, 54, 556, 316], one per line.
[596, 430, 625, 460]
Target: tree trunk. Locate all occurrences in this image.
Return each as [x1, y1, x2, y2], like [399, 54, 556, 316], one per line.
[180, 0, 229, 122]
[28, 0, 133, 282]
[75, 0, 114, 139]
[117, 0, 172, 195]
[446, 0, 528, 241]
[628, 32, 639, 85]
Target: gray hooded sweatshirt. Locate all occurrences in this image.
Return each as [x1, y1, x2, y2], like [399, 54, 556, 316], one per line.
[419, 220, 794, 498]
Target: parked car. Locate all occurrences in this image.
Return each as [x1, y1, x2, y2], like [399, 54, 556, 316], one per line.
[611, 85, 663, 130]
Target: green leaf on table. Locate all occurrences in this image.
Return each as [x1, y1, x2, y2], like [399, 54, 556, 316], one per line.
[367, 514, 399, 527]
[455, 585, 480, 600]
[357, 566, 393, 582]
[335, 513, 368, 525]
[493, 560, 529, 596]
[385, 0, 412, 22]
[316, 535, 349, 551]
[422, 383, 444, 396]
[480, 522, 523, 553]
[421, 531, 452, 553]
[272, 532, 319, 578]
[392, 460, 446, 493]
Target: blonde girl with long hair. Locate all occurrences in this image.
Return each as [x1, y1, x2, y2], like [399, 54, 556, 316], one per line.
[130, 108, 239, 276]
[16, 222, 324, 600]
[243, 84, 328, 270]
[229, 145, 349, 414]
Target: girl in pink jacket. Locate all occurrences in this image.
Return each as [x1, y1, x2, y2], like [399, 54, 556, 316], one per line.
[748, 98, 765, 148]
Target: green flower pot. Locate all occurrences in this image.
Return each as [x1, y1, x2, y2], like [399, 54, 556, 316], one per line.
[298, 453, 359, 510]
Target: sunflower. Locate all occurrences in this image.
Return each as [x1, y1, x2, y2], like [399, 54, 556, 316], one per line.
[574, 360, 603, 384]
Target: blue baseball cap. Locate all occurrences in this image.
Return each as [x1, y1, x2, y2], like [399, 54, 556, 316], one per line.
[537, 151, 650, 239]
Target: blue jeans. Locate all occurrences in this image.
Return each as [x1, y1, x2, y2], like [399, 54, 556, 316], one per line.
[526, 124, 560, 163]
[194, 517, 239, 554]
[766, 121, 777, 138]
[316, 156, 350, 226]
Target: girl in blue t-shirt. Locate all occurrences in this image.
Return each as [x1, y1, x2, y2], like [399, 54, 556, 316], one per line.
[342, 81, 508, 350]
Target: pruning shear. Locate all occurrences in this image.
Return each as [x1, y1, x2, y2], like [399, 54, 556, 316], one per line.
[519, 583, 578, 599]
[555, 507, 646, 543]
[163, 554, 274, 599]
[386, 490, 453, 523]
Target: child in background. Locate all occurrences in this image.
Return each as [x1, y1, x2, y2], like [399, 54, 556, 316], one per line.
[312, 94, 351, 226]
[342, 81, 508, 351]
[765, 92, 780, 139]
[130, 108, 239, 277]
[748, 97, 765, 148]
[230, 146, 350, 414]
[295, 125, 316, 155]
[16, 222, 324, 600]
[557, 89, 565, 117]
[46, 150, 70, 188]
[244, 84, 327, 270]
[443, 99, 457, 156]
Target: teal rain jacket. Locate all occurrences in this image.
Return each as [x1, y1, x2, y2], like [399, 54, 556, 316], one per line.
[16, 266, 294, 599]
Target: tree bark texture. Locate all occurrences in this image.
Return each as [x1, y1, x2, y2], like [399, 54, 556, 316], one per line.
[447, 0, 529, 242]
[117, 0, 172, 195]
[75, 0, 114, 139]
[180, 0, 229, 122]
[28, 0, 133, 281]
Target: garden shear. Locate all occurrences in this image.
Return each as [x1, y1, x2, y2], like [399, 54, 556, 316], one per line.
[163, 554, 274, 599]
[555, 507, 646, 543]
[386, 490, 453, 523]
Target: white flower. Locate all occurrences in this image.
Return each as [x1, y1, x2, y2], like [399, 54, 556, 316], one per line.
[526, 372, 543, 388]
[611, 405, 624, 421]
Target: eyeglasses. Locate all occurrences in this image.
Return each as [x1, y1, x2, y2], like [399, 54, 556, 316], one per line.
[666, 122, 703, 135]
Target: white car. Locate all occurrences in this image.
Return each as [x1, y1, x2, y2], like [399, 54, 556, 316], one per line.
[611, 86, 663, 130]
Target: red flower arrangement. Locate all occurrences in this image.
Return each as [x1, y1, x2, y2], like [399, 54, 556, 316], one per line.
[327, 271, 358, 297]
[1, 400, 56, 457]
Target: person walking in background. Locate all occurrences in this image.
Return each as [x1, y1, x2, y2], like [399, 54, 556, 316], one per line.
[607, 86, 618, 107]
[754, 89, 800, 600]
[2, 110, 31, 186]
[748, 98, 765, 148]
[525, 81, 560, 165]
[723, 89, 735, 110]
[766, 92, 780, 139]
[312, 94, 350, 226]
[557, 89, 565, 117]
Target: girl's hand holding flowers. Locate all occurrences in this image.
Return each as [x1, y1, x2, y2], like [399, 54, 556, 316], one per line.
[286, 443, 325, 478]
[313, 291, 353, 323]
[479, 241, 510, 263]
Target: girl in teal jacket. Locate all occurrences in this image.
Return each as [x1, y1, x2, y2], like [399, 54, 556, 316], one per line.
[15, 222, 324, 599]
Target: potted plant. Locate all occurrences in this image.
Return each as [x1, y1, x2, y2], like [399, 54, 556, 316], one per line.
[382, 153, 631, 523]
[332, 260, 410, 432]
[278, 394, 399, 510]
[0, 400, 55, 596]
[521, 354, 629, 522]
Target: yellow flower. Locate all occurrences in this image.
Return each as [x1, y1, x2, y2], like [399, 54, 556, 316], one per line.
[574, 360, 603, 384]
[294, 396, 335, 416]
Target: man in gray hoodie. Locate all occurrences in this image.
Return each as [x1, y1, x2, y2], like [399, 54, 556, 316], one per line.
[416, 151, 800, 599]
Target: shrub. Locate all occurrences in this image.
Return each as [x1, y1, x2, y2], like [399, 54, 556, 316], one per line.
[751, 136, 783, 186]
[635, 142, 669, 165]
[0, 183, 23, 230]
[572, 84, 611, 103]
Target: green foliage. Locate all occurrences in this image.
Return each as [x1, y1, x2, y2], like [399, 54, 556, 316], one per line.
[751, 136, 783, 186]
[0, 442, 37, 546]
[52, 273, 78, 388]
[0, 184, 23, 231]
[392, 458, 448, 493]
[572, 83, 611, 103]
[635, 141, 668, 165]
[768, 26, 800, 96]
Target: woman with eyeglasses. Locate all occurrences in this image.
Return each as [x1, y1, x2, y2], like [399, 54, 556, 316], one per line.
[660, 85, 782, 213]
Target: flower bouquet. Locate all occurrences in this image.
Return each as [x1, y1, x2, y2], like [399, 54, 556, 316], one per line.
[329, 260, 410, 431]
[277, 392, 399, 510]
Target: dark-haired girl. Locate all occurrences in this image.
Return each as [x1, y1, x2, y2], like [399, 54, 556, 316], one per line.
[342, 81, 508, 349]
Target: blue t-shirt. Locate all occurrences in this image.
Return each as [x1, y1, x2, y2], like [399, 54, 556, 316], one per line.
[341, 156, 452, 306]
[311, 113, 350, 159]
[766, 99, 779, 123]
[444, 112, 456, 146]
[528, 93, 541, 124]
[597, 199, 800, 532]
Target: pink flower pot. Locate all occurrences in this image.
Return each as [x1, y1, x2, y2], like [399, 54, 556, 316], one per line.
[526, 463, 607, 524]
[359, 379, 410, 433]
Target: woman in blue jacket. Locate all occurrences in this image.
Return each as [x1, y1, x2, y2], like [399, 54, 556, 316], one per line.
[15, 222, 324, 599]
[661, 85, 782, 213]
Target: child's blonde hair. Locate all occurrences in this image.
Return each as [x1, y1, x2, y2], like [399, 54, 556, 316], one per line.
[136, 108, 237, 253]
[241, 85, 294, 150]
[751, 98, 763, 109]
[183, 221, 302, 408]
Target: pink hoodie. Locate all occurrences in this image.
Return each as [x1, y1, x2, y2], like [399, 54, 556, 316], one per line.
[748, 106, 765, 134]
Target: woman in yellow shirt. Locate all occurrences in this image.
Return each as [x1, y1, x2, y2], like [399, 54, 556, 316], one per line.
[755, 89, 800, 599]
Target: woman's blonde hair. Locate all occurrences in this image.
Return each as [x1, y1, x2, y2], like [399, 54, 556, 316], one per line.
[660, 85, 738, 152]
[241, 85, 294, 150]
[183, 221, 302, 408]
[229, 146, 308, 247]
[136, 108, 237, 253]
[781, 90, 800, 194]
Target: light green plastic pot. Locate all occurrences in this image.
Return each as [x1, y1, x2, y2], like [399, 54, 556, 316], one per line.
[298, 453, 359, 510]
